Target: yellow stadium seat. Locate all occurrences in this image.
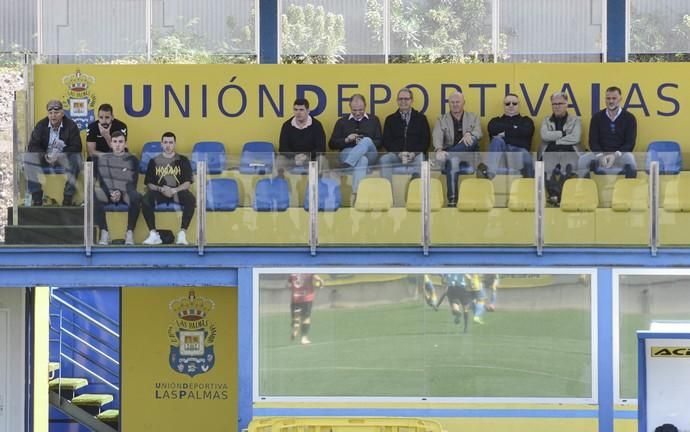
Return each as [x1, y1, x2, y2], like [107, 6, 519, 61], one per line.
[611, 179, 648, 212]
[508, 178, 535, 211]
[406, 178, 444, 211]
[662, 175, 690, 212]
[560, 178, 598, 212]
[457, 178, 495, 211]
[355, 178, 393, 211]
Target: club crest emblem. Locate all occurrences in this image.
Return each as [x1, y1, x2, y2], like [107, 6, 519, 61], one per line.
[168, 290, 217, 377]
[61, 69, 96, 131]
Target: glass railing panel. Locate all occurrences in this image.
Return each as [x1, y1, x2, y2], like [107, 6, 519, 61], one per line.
[654, 151, 689, 248]
[9, 150, 85, 246]
[544, 151, 649, 247]
[317, 151, 422, 247]
[430, 151, 535, 247]
[92, 150, 197, 247]
[206, 151, 308, 246]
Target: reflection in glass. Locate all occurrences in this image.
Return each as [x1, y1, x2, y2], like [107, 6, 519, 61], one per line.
[259, 271, 592, 398]
[618, 275, 690, 399]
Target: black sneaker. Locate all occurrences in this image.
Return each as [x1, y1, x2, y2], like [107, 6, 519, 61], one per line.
[31, 192, 43, 206]
[62, 195, 74, 206]
[476, 163, 493, 179]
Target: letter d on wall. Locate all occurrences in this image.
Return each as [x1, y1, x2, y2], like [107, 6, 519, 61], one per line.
[296, 85, 327, 116]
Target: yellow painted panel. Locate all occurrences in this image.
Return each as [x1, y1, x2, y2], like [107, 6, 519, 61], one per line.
[544, 209, 596, 245]
[595, 209, 649, 245]
[122, 287, 237, 432]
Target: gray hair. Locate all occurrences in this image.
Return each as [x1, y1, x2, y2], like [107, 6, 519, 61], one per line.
[550, 91, 568, 101]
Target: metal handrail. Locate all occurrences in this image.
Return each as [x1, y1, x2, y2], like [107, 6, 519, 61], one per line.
[59, 326, 119, 366]
[50, 295, 119, 338]
[55, 343, 119, 380]
[52, 289, 118, 328]
[52, 315, 118, 353]
[59, 354, 119, 392]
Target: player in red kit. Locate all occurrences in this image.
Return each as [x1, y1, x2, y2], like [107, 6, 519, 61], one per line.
[288, 273, 324, 345]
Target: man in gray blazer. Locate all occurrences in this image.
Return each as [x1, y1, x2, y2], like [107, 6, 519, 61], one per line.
[432, 91, 482, 206]
[539, 91, 583, 175]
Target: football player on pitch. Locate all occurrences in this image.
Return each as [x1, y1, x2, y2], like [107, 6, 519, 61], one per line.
[288, 273, 324, 345]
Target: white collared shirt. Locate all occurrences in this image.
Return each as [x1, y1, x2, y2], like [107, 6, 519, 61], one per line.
[606, 107, 622, 122]
[291, 115, 313, 130]
[348, 113, 369, 121]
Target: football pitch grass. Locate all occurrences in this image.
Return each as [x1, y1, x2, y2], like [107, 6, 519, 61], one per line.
[259, 300, 593, 399]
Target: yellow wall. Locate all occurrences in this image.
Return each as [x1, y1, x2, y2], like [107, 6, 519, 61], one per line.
[122, 287, 237, 432]
[33, 63, 688, 155]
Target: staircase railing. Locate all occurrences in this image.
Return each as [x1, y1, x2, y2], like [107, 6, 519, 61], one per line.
[48, 288, 120, 395]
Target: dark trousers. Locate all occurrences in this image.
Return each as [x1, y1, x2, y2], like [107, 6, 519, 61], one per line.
[93, 188, 142, 231]
[141, 190, 196, 231]
[25, 152, 82, 197]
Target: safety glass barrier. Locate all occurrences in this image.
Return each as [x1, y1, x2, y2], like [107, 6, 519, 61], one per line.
[91, 149, 196, 247]
[654, 150, 690, 248]
[198, 151, 308, 246]
[316, 151, 422, 247]
[616, 272, 690, 402]
[257, 269, 595, 400]
[428, 151, 536, 247]
[543, 151, 652, 248]
[9, 150, 85, 246]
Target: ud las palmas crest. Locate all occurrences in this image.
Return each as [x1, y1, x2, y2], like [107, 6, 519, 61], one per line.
[168, 290, 217, 377]
[61, 70, 96, 131]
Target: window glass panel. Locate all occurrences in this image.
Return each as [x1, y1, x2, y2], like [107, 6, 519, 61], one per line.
[259, 270, 593, 399]
[152, 0, 256, 63]
[280, 0, 383, 63]
[629, 0, 690, 61]
[499, 0, 603, 63]
[618, 274, 690, 400]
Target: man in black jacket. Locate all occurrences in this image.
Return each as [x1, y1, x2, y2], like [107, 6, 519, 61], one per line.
[329, 94, 382, 200]
[578, 86, 637, 178]
[278, 98, 327, 174]
[483, 93, 535, 178]
[26, 99, 83, 206]
[380, 88, 430, 183]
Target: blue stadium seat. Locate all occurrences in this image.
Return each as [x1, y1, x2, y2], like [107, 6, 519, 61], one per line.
[646, 140, 681, 174]
[303, 178, 341, 211]
[154, 201, 183, 212]
[192, 141, 226, 174]
[139, 141, 162, 173]
[206, 179, 239, 211]
[240, 141, 275, 174]
[254, 177, 290, 211]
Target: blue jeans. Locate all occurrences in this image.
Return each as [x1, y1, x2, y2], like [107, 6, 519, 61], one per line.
[577, 152, 637, 178]
[443, 140, 479, 202]
[339, 137, 378, 193]
[379, 152, 424, 183]
[486, 137, 534, 178]
[25, 152, 82, 197]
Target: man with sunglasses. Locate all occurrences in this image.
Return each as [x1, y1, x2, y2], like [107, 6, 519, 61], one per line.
[482, 94, 535, 178]
[578, 86, 637, 178]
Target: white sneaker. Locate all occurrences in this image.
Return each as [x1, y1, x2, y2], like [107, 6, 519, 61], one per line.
[176, 230, 188, 245]
[300, 336, 311, 345]
[98, 230, 109, 245]
[143, 230, 162, 245]
[125, 230, 134, 246]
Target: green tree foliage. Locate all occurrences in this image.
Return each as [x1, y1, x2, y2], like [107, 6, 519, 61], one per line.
[365, 0, 503, 63]
[629, 9, 690, 62]
[281, 4, 346, 64]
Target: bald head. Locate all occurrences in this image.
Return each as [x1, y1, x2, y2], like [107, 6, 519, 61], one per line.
[448, 92, 466, 117]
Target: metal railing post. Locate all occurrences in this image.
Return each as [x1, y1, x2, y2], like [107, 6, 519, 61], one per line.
[11, 99, 19, 226]
[83, 161, 93, 256]
[534, 160, 545, 256]
[197, 161, 207, 255]
[421, 160, 430, 255]
[649, 161, 659, 256]
[308, 161, 318, 256]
